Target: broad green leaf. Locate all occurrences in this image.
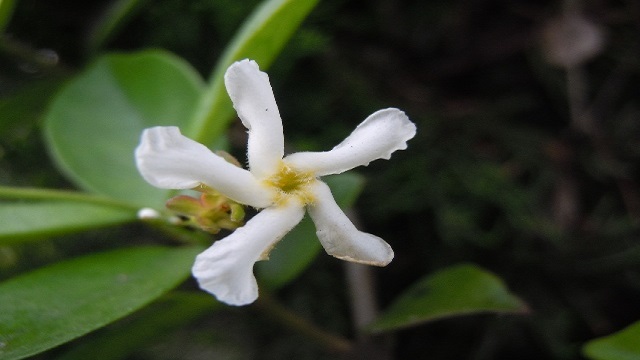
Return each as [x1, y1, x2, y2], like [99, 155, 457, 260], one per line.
[0, 0, 15, 33]
[44, 50, 205, 209]
[0, 201, 136, 244]
[257, 173, 365, 289]
[369, 264, 529, 333]
[583, 320, 640, 360]
[189, 0, 319, 144]
[56, 292, 219, 360]
[0, 246, 202, 360]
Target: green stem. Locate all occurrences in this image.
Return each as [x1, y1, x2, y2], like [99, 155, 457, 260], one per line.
[253, 292, 353, 353]
[0, 186, 139, 210]
[0, 35, 69, 75]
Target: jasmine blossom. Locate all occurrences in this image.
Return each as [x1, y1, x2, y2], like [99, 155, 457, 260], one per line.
[136, 59, 416, 305]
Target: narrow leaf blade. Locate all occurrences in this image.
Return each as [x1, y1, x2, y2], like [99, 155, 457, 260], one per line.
[189, 0, 319, 144]
[0, 202, 136, 244]
[369, 264, 529, 333]
[0, 246, 202, 360]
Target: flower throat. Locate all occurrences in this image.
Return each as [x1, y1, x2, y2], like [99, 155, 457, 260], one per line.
[265, 162, 315, 204]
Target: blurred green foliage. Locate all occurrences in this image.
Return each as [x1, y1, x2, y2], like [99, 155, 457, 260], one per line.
[1, 0, 640, 359]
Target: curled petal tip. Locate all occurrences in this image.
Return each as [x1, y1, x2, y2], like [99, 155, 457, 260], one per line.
[229, 58, 259, 70]
[192, 245, 259, 306]
[135, 126, 202, 189]
[135, 126, 272, 208]
[319, 230, 395, 267]
[191, 204, 304, 306]
[356, 108, 416, 158]
[284, 108, 416, 176]
[308, 181, 395, 266]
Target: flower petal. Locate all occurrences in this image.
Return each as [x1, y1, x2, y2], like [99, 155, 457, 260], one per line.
[135, 126, 272, 208]
[225, 59, 284, 178]
[307, 181, 393, 266]
[192, 202, 305, 306]
[285, 108, 416, 176]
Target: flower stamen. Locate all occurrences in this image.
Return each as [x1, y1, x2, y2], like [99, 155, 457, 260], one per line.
[264, 161, 316, 205]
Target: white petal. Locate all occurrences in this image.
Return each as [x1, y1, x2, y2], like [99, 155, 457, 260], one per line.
[285, 108, 416, 176]
[192, 202, 305, 306]
[225, 60, 284, 178]
[135, 126, 272, 208]
[307, 181, 393, 266]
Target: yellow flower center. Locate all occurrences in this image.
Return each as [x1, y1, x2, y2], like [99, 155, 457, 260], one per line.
[264, 162, 316, 205]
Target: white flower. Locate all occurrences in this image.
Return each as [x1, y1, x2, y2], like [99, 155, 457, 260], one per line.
[135, 59, 416, 306]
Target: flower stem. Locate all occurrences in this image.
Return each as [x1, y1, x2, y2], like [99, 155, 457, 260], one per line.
[253, 292, 353, 353]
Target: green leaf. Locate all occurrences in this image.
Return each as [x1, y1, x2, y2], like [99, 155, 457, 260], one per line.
[369, 264, 529, 333]
[0, 246, 202, 360]
[56, 292, 219, 360]
[189, 0, 319, 144]
[257, 173, 365, 289]
[0, 201, 136, 244]
[583, 320, 640, 360]
[0, 186, 139, 243]
[43, 50, 205, 209]
[0, 0, 16, 33]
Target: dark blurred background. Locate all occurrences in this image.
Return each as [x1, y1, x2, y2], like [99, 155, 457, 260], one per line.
[2, 0, 640, 359]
